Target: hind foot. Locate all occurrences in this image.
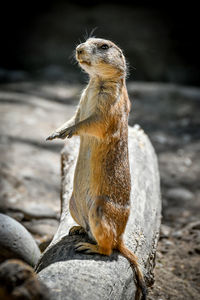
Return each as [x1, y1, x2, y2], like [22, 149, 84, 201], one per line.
[75, 242, 111, 255]
[75, 242, 98, 254]
[69, 226, 86, 236]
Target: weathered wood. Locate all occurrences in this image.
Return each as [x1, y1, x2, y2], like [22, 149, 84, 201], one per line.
[36, 125, 161, 300]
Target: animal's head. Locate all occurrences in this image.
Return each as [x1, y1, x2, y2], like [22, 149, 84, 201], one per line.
[76, 38, 127, 79]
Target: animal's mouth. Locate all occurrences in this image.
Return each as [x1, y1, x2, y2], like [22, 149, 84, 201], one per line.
[78, 59, 91, 66]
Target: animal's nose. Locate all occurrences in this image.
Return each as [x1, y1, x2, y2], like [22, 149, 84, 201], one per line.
[77, 49, 83, 55]
[76, 44, 85, 56]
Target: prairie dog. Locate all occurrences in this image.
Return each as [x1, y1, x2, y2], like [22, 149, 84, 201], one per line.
[47, 37, 147, 299]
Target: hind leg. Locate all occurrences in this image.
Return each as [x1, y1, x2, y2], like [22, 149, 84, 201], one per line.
[75, 202, 113, 256]
[75, 235, 112, 256]
[75, 238, 112, 256]
[68, 194, 87, 236]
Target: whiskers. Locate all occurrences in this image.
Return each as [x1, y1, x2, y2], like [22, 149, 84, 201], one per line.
[84, 27, 98, 41]
[125, 60, 136, 79]
[69, 28, 98, 65]
[69, 49, 77, 66]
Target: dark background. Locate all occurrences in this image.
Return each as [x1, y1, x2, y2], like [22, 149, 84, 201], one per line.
[0, 1, 199, 85]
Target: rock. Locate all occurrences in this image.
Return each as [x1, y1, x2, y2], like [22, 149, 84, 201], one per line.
[171, 230, 183, 239]
[36, 125, 162, 299]
[0, 213, 41, 266]
[160, 224, 171, 239]
[22, 219, 59, 252]
[0, 259, 52, 300]
[19, 203, 58, 220]
[166, 187, 194, 202]
[163, 240, 174, 247]
[6, 211, 24, 222]
[22, 219, 59, 236]
[0, 87, 76, 227]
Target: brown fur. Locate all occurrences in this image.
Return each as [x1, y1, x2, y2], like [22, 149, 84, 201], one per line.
[47, 37, 147, 299]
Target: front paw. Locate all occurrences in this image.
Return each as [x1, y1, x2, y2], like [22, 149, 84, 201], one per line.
[65, 127, 76, 139]
[46, 126, 76, 141]
[46, 131, 61, 141]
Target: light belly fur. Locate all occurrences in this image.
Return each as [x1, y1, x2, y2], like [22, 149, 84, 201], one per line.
[70, 87, 97, 229]
[71, 136, 94, 231]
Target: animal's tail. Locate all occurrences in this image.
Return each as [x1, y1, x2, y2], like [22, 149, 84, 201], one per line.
[117, 242, 147, 300]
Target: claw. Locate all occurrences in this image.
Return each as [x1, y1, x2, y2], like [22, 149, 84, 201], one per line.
[67, 130, 73, 138]
[46, 126, 76, 141]
[59, 132, 67, 139]
[75, 242, 87, 251]
[75, 242, 98, 254]
[46, 130, 67, 141]
[66, 128, 76, 139]
[46, 132, 59, 141]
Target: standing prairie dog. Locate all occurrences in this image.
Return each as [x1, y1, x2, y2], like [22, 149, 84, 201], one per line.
[47, 38, 147, 299]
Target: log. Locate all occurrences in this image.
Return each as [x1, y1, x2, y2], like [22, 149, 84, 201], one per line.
[36, 125, 161, 300]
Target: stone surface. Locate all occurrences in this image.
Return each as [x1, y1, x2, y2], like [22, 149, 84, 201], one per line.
[0, 83, 78, 221]
[36, 125, 161, 299]
[23, 219, 59, 236]
[19, 203, 58, 220]
[166, 188, 194, 202]
[0, 213, 41, 266]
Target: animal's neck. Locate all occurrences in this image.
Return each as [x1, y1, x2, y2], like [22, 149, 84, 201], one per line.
[89, 76, 125, 92]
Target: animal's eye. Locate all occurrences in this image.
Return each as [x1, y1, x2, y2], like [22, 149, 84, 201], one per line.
[100, 44, 109, 50]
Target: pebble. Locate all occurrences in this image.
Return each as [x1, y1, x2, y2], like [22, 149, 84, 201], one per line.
[160, 224, 171, 238]
[172, 230, 183, 239]
[163, 239, 174, 247]
[184, 158, 192, 167]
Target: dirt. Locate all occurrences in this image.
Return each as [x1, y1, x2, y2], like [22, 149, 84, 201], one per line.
[0, 80, 199, 299]
[127, 83, 200, 300]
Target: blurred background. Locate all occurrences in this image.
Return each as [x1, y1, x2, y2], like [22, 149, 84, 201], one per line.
[0, 1, 199, 299]
[0, 1, 200, 85]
